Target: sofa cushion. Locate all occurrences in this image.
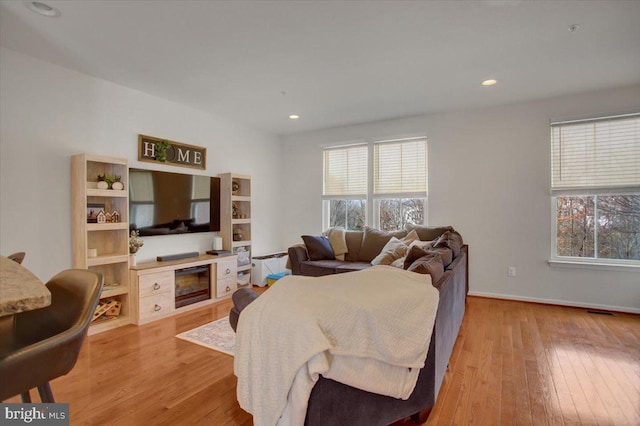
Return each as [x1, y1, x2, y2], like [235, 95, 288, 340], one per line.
[369, 230, 420, 266]
[344, 231, 364, 262]
[404, 224, 454, 241]
[301, 235, 335, 261]
[427, 247, 453, 267]
[406, 253, 445, 284]
[434, 230, 463, 257]
[370, 237, 407, 266]
[335, 262, 372, 273]
[359, 226, 408, 262]
[403, 245, 430, 270]
[300, 260, 345, 276]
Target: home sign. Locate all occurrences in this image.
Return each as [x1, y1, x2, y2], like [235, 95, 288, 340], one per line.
[138, 134, 206, 170]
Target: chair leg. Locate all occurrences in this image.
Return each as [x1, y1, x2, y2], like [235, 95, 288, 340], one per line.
[37, 383, 55, 403]
[21, 391, 32, 403]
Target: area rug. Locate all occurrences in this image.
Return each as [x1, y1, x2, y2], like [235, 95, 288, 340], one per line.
[176, 316, 235, 356]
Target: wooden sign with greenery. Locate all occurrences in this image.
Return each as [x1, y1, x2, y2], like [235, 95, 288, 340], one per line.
[138, 134, 206, 170]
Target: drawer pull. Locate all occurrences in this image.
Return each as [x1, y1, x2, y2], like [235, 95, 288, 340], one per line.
[153, 283, 161, 290]
[226, 285, 231, 292]
[226, 268, 231, 275]
[154, 304, 161, 312]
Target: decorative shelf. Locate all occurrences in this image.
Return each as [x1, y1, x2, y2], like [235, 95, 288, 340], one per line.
[87, 254, 129, 267]
[87, 223, 128, 231]
[86, 188, 128, 197]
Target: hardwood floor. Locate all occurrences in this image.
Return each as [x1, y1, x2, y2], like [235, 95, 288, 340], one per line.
[5, 295, 639, 425]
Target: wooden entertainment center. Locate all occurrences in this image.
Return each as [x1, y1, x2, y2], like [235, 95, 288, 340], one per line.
[71, 153, 247, 333]
[129, 254, 237, 325]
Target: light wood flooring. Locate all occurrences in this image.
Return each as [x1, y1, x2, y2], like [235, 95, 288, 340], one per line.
[6, 294, 639, 425]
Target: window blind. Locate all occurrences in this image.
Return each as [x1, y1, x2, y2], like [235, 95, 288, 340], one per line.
[323, 144, 367, 197]
[551, 113, 640, 192]
[129, 170, 154, 202]
[374, 138, 427, 196]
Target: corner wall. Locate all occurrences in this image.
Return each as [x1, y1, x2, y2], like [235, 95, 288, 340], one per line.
[0, 47, 283, 280]
[281, 85, 640, 312]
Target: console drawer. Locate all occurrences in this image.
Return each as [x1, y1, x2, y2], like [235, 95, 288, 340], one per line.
[139, 292, 174, 321]
[216, 276, 236, 299]
[138, 271, 173, 298]
[217, 259, 237, 280]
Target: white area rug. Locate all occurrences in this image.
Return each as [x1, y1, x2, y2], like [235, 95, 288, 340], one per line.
[176, 316, 235, 356]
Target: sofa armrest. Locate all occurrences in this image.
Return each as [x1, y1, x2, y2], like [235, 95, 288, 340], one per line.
[288, 245, 309, 275]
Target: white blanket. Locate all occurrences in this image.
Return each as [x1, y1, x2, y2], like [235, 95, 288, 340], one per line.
[234, 265, 440, 426]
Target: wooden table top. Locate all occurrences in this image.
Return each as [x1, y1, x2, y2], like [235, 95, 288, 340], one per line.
[0, 256, 51, 317]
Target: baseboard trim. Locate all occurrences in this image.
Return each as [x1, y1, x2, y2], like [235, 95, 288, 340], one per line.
[467, 291, 640, 314]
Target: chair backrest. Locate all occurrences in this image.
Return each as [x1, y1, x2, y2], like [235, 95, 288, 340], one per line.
[7, 252, 26, 264]
[0, 269, 103, 402]
[14, 269, 103, 351]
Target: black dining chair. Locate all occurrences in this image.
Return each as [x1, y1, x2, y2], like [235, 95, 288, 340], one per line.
[0, 269, 103, 403]
[7, 252, 26, 264]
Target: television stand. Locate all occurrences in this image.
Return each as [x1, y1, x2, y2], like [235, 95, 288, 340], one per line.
[130, 253, 237, 325]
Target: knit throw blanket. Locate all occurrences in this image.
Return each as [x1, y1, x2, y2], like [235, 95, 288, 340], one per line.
[234, 265, 439, 426]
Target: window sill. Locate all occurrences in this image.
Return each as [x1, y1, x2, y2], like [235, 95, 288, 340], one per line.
[548, 259, 640, 272]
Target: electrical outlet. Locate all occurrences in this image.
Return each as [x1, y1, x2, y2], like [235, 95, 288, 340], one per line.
[508, 266, 517, 277]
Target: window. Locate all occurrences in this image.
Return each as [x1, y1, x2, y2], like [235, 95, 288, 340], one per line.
[323, 137, 428, 231]
[323, 144, 367, 230]
[551, 113, 640, 264]
[373, 138, 427, 231]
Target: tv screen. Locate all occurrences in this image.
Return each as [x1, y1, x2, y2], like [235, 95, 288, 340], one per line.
[129, 168, 220, 236]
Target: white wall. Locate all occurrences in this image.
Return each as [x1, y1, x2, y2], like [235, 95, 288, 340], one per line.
[281, 85, 640, 313]
[0, 47, 282, 281]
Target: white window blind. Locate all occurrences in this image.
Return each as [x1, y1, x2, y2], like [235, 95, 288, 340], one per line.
[323, 144, 368, 197]
[129, 170, 154, 202]
[374, 138, 427, 196]
[551, 113, 640, 192]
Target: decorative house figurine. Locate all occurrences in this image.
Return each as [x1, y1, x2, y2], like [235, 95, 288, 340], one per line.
[105, 212, 113, 222]
[111, 210, 120, 223]
[97, 210, 107, 224]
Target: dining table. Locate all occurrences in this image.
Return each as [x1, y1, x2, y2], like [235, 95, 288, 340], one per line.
[0, 256, 51, 317]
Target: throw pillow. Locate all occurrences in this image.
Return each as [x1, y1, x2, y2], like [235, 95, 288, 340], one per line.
[406, 253, 445, 285]
[408, 239, 435, 251]
[434, 230, 463, 257]
[370, 237, 409, 266]
[401, 229, 420, 245]
[301, 235, 335, 261]
[403, 245, 430, 270]
[359, 226, 408, 262]
[428, 246, 453, 267]
[404, 224, 454, 241]
[323, 227, 348, 261]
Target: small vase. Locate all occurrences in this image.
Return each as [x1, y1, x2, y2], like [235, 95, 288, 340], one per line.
[129, 253, 137, 266]
[112, 181, 124, 190]
[97, 181, 109, 190]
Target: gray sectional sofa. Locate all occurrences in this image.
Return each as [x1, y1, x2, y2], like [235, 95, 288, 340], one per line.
[231, 225, 469, 425]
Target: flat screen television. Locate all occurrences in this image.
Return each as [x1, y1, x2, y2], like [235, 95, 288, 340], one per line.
[129, 168, 220, 236]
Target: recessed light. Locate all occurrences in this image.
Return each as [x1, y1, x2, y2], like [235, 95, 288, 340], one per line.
[25, 1, 61, 17]
[289, 115, 300, 120]
[482, 79, 497, 86]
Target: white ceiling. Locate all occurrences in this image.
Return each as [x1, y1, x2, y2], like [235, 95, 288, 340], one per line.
[1, 1, 639, 136]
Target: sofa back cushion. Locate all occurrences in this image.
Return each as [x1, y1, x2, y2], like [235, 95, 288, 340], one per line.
[344, 231, 364, 262]
[405, 224, 454, 241]
[359, 226, 408, 262]
[406, 253, 445, 284]
[434, 230, 463, 257]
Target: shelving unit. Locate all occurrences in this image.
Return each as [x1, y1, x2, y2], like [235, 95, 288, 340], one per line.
[71, 153, 131, 335]
[219, 173, 252, 286]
